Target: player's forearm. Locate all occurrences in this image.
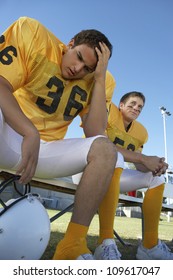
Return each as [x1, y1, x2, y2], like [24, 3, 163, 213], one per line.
[115, 146, 144, 164]
[116, 145, 166, 174]
[83, 42, 110, 137]
[83, 79, 107, 137]
[133, 162, 150, 172]
[0, 76, 39, 138]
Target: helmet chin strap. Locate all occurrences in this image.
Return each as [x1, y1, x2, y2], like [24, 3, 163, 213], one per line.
[0, 174, 31, 215]
[0, 174, 31, 195]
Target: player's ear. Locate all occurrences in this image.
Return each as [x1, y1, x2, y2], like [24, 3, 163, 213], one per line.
[119, 102, 124, 110]
[67, 39, 75, 49]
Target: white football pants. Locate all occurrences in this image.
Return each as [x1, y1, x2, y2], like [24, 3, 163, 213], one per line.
[0, 110, 124, 179]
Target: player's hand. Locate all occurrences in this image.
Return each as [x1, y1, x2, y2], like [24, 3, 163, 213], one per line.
[94, 42, 110, 82]
[142, 155, 168, 175]
[16, 131, 40, 184]
[152, 157, 168, 176]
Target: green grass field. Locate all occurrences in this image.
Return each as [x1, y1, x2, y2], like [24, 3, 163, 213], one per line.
[41, 209, 173, 260]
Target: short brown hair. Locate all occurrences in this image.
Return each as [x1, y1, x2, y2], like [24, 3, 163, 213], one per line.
[72, 29, 113, 58]
[120, 91, 145, 105]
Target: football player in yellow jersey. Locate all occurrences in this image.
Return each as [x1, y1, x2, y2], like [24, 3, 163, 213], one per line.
[106, 91, 173, 260]
[0, 16, 127, 260]
[73, 91, 171, 260]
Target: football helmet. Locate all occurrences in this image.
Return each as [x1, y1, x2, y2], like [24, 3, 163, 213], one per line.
[0, 176, 50, 260]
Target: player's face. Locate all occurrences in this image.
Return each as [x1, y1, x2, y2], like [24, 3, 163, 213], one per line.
[120, 96, 144, 122]
[61, 41, 97, 80]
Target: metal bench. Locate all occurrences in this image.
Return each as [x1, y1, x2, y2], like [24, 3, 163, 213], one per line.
[1, 169, 173, 245]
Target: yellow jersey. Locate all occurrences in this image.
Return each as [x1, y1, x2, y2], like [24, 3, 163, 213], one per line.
[107, 103, 148, 152]
[0, 17, 115, 141]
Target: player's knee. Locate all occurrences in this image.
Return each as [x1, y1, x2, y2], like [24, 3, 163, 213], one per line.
[88, 136, 117, 168]
[150, 174, 165, 188]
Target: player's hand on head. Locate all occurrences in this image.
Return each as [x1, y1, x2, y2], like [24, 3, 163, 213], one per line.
[94, 42, 110, 81]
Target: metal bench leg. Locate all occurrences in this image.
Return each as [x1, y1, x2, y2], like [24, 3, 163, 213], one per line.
[50, 203, 74, 223]
[113, 229, 127, 246]
[50, 203, 133, 247]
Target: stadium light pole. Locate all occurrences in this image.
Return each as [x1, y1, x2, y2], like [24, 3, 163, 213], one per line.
[159, 106, 171, 183]
[160, 107, 172, 222]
